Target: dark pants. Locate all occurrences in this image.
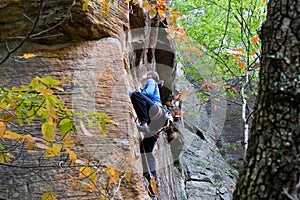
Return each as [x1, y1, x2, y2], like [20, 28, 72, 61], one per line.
[130, 91, 166, 133]
[130, 91, 154, 124]
[140, 136, 157, 195]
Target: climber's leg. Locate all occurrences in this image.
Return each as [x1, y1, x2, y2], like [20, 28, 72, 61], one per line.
[140, 136, 158, 196]
[130, 91, 154, 125]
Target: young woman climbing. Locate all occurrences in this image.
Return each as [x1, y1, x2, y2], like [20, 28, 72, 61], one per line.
[129, 71, 166, 199]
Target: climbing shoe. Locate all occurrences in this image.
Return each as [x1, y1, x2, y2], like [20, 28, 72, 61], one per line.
[150, 194, 159, 200]
[137, 124, 150, 134]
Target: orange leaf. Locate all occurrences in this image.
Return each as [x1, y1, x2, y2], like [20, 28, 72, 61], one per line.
[150, 176, 158, 195]
[238, 61, 244, 69]
[126, 157, 138, 162]
[186, 48, 191, 55]
[252, 36, 259, 44]
[179, 111, 183, 118]
[250, 52, 256, 56]
[178, 90, 189, 102]
[232, 87, 238, 93]
[168, 14, 177, 25]
[158, 9, 166, 20]
[214, 81, 222, 86]
[195, 49, 202, 57]
[233, 54, 240, 61]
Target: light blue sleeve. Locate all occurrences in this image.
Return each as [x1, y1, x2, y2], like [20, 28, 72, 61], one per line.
[141, 79, 155, 97]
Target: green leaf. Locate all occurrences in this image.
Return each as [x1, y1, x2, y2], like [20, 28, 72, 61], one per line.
[60, 118, 74, 136]
[39, 76, 60, 86]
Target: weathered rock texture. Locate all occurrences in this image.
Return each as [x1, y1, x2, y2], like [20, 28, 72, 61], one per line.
[0, 0, 240, 200]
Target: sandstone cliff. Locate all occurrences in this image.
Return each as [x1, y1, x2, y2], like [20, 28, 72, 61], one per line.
[0, 1, 239, 199]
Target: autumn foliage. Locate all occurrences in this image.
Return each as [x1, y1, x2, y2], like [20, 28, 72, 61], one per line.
[0, 76, 122, 199]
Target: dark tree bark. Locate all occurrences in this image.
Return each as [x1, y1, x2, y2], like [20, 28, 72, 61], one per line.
[233, 0, 300, 200]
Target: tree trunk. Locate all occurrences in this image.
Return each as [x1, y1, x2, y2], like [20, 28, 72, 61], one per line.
[233, 0, 300, 199]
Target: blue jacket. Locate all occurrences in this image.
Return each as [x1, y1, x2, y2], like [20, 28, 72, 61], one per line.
[141, 78, 161, 104]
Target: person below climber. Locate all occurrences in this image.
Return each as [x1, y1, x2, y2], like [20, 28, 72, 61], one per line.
[129, 71, 166, 198]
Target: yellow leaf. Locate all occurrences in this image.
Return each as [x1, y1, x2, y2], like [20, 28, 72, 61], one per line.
[17, 53, 36, 59]
[42, 192, 57, 200]
[106, 166, 119, 182]
[82, 3, 88, 11]
[36, 87, 54, 96]
[3, 131, 22, 140]
[79, 166, 97, 186]
[71, 178, 78, 187]
[45, 144, 62, 157]
[101, 193, 106, 200]
[81, 184, 93, 192]
[125, 0, 131, 3]
[79, 166, 94, 178]
[0, 102, 8, 112]
[62, 133, 75, 148]
[0, 154, 4, 163]
[23, 134, 33, 150]
[6, 153, 15, 159]
[0, 122, 6, 138]
[168, 14, 177, 25]
[142, 1, 148, 8]
[158, 9, 166, 20]
[42, 122, 56, 142]
[149, 8, 157, 19]
[105, 6, 110, 15]
[125, 166, 131, 182]
[66, 148, 77, 166]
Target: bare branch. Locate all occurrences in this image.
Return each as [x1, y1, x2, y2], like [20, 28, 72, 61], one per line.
[0, 0, 45, 65]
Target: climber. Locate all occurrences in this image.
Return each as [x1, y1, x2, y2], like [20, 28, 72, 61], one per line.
[130, 71, 166, 134]
[129, 71, 166, 198]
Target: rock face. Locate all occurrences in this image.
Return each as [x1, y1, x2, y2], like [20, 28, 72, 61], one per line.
[0, 0, 129, 44]
[0, 1, 240, 200]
